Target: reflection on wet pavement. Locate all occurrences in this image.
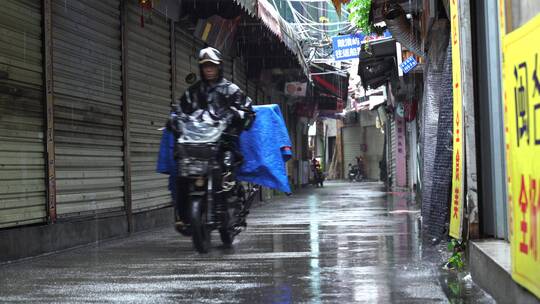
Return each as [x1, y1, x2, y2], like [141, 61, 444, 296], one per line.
[0, 181, 493, 303]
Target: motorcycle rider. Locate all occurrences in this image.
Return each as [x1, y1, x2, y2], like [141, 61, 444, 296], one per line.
[170, 47, 254, 232]
[311, 158, 324, 187]
[173, 47, 253, 127]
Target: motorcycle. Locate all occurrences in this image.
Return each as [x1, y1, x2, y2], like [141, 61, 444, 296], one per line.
[348, 164, 364, 182]
[172, 109, 258, 253]
[312, 165, 324, 187]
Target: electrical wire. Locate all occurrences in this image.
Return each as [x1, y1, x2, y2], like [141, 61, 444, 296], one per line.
[272, 0, 353, 43]
[290, 20, 352, 26]
[299, 0, 348, 16]
[292, 18, 353, 35]
[288, 0, 349, 26]
[269, 0, 358, 60]
[289, 3, 353, 34]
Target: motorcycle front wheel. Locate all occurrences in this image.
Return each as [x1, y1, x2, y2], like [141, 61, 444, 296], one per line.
[190, 197, 211, 253]
[219, 207, 236, 247]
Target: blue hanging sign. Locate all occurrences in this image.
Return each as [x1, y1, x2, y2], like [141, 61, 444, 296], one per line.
[332, 34, 363, 61]
[399, 56, 418, 74]
[332, 31, 393, 61]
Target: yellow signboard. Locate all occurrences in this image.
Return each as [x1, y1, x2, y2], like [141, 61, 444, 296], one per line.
[449, 0, 464, 240]
[503, 13, 540, 298]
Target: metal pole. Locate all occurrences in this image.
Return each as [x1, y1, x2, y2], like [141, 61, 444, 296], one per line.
[460, 0, 479, 239]
[43, 0, 56, 223]
[121, 0, 133, 233]
[476, 0, 508, 239]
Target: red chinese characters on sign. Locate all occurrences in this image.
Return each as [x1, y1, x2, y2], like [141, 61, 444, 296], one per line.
[453, 109, 461, 219]
[452, 16, 458, 46]
[449, 0, 464, 239]
[453, 190, 459, 218]
[517, 174, 540, 260]
[451, 0, 459, 47]
[504, 11, 540, 299]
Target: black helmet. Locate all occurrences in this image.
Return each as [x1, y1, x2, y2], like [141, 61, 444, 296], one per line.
[198, 47, 223, 65]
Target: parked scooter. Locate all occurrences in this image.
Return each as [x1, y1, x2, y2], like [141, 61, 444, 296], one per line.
[348, 163, 364, 182]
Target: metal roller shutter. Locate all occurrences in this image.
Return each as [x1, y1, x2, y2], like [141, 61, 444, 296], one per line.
[222, 55, 233, 81]
[234, 58, 247, 92]
[175, 26, 203, 96]
[175, 26, 233, 94]
[254, 87, 264, 105]
[389, 119, 397, 187]
[365, 126, 384, 180]
[342, 126, 362, 178]
[127, 2, 172, 211]
[247, 80, 256, 102]
[52, 0, 124, 217]
[0, 0, 46, 228]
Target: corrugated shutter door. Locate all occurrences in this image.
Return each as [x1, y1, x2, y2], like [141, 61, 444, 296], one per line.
[365, 126, 384, 180]
[0, 0, 46, 228]
[128, 2, 172, 211]
[258, 89, 266, 105]
[390, 119, 397, 186]
[175, 26, 203, 96]
[222, 55, 233, 81]
[342, 126, 362, 177]
[247, 80, 256, 102]
[259, 89, 264, 104]
[52, 0, 124, 217]
[234, 59, 247, 92]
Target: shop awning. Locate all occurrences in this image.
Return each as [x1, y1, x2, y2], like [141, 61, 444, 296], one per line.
[257, 0, 309, 76]
[310, 63, 349, 100]
[182, 0, 309, 76]
[181, 0, 244, 19]
[233, 0, 257, 17]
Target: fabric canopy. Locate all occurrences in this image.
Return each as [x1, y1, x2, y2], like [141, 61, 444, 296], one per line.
[310, 63, 349, 100]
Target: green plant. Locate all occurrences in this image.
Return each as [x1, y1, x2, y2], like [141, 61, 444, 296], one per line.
[347, 0, 373, 35]
[447, 280, 461, 297]
[446, 239, 466, 271]
[447, 252, 465, 270]
[347, 0, 387, 53]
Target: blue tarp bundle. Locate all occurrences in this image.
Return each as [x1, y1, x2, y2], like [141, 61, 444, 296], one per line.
[237, 104, 292, 193]
[156, 128, 178, 201]
[157, 104, 293, 201]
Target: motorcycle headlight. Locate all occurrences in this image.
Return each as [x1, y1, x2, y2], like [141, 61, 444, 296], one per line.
[194, 178, 205, 188]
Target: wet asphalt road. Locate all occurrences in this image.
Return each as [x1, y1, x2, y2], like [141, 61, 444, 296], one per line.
[0, 181, 493, 303]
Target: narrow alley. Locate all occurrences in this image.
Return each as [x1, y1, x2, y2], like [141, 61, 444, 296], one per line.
[2, 0, 540, 302]
[0, 182, 492, 303]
